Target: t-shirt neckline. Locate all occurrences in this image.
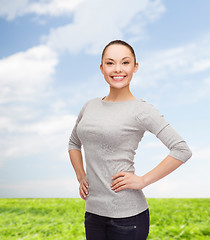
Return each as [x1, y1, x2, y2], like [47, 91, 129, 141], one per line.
[100, 96, 137, 103]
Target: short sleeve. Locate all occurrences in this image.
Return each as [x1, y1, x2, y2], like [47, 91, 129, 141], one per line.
[136, 102, 192, 163]
[68, 100, 89, 151]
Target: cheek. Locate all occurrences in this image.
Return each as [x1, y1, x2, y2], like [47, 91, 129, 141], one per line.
[126, 67, 135, 75]
[103, 68, 112, 76]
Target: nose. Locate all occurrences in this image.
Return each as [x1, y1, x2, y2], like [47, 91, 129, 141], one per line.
[114, 63, 122, 73]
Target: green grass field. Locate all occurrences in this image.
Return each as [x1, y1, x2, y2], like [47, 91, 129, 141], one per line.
[0, 198, 209, 240]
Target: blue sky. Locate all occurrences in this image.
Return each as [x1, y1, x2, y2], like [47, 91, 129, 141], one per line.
[0, 0, 209, 198]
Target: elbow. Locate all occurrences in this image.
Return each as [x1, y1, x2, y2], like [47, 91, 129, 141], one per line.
[182, 143, 193, 163]
[68, 146, 81, 152]
[68, 138, 82, 152]
[185, 147, 192, 162]
[170, 142, 192, 163]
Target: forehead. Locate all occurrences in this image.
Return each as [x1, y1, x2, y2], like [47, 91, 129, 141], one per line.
[103, 44, 133, 59]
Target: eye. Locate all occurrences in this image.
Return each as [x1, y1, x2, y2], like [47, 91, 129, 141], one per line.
[123, 61, 130, 65]
[106, 62, 114, 65]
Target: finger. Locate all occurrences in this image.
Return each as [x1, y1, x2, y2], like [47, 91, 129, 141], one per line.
[79, 190, 86, 200]
[113, 184, 127, 192]
[112, 180, 126, 190]
[80, 187, 87, 199]
[112, 172, 125, 180]
[111, 177, 124, 187]
[83, 179, 89, 188]
[82, 184, 89, 195]
[80, 192, 85, 200]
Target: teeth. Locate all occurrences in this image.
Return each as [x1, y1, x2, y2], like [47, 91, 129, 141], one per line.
[113, 76, 124, 79]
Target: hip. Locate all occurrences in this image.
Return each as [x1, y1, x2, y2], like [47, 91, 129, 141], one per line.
[84, 208, 150, 240]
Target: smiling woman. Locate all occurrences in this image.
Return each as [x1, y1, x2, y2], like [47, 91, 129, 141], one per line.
[100, 40, 138, 95]
[68, 40, 192, 240]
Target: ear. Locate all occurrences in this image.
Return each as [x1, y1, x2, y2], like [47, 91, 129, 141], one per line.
[133, 62, 139, 73]
[100, 64, 104, 74]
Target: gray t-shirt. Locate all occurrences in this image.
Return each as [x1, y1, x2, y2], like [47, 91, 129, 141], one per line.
[68, 97, 192, 218]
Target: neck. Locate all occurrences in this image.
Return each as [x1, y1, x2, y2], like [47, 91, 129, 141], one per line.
[104, 85, 135, 102]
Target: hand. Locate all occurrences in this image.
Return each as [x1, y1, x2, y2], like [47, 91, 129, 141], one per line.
[111, 172, 145, 192]
[79, 177, 89, 200]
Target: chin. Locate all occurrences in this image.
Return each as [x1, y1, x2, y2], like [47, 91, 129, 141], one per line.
[109, 83, 130, 89]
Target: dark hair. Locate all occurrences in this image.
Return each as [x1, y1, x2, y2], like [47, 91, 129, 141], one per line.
[101, 40, 136, 65]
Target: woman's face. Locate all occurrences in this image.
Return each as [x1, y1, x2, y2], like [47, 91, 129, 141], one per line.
[100, 44, 139, 89]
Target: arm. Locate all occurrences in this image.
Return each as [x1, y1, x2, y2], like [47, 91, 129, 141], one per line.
[68, 100, 89, 199]
[111, 155, 183, 192]
[142, 155, 183, 188]
[68, 149, 89, 199]
[111, 103, 192, 192]
[111, 125, 192, 192]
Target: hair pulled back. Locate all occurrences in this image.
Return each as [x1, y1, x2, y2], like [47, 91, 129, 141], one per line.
[101, 40, 136, 65]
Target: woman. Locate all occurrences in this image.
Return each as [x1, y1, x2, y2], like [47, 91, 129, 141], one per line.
[68, 40, 192, 240]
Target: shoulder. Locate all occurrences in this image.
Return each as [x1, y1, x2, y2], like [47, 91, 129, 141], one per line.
[135, 98, 167, 124]
[82, 97, 98, 106]
[135, 98, 169, 135]
[80, 97, 100, 113]
[135, 98, 160, 115]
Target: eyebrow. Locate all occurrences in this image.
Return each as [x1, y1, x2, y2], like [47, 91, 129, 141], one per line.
[105, 57, 131, 61]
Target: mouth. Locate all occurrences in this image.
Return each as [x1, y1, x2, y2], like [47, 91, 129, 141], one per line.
[111, 75, 126, 81]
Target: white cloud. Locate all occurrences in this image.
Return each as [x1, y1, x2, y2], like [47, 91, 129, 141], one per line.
[134, 34, 210, 89]
[45, 0, 165, 54]
[190, 146, 210, 161]
[130, 34, 210, 105]
[176, 76, 210, 105]
[22, 115, 74, 135]
[0, 0, 85, 20]
[0, 114, 75, 135]
[0, 177, 79, 197]
[0, 0, 28, 20]
[136, 144, 210, 198]
[0, 45, 58, 103]
[0, 113, 76, 165]
[0, 42, 75, 166]
[27, 0, 85, 16]
[144, 177, 210, 198]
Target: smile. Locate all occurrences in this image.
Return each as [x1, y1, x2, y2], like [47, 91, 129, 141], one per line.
[111, 76, 126, 81]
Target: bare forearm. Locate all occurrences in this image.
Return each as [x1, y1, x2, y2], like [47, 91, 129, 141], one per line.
[68, 149, 86, 183]
[142, 155, 183, 188]
[112, 155, 185, 192]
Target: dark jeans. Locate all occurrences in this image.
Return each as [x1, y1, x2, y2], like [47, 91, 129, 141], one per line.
[84, 208, 150, 240]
